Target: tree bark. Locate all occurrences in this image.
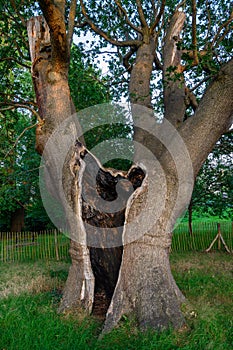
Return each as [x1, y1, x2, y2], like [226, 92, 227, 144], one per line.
[103, 237, 185, 332]
[129, 39, 155, 108]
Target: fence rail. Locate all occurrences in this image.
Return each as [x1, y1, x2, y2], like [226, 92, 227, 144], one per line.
[0, 230, 70, 262]
[0, 222, 232, 262]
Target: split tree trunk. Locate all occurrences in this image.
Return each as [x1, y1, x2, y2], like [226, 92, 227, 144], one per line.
[27, 8, 233, 335]
[27, 14, 190, 332]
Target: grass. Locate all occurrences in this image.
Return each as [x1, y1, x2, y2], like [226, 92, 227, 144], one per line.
[0, 252, 233, 349]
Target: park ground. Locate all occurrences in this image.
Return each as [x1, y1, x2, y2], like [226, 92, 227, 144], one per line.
[0, 252, 232, 350]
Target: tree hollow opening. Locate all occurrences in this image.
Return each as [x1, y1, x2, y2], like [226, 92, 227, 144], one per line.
[79, 148, 145, 317]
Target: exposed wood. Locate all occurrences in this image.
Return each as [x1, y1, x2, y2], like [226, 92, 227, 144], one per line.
[60, 141, 146, 313]
[163, 11, 186, 127]
[67, 0, 77, 49]
[27, 15, 73, 153]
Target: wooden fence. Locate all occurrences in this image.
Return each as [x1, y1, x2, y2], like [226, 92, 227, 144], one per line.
[0, 222, 232, 262]
[0, 230, 70, 262]
[172, 221, 233, 253]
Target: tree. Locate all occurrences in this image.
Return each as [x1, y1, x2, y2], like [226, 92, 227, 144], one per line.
[0, 4, 111, 231]
[189, 133, 233, 226]
[2, 0, 233, 333]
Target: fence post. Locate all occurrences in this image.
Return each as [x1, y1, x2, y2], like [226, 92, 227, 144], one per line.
[217, 223, 221, 250]
[54, 229, 60, 261]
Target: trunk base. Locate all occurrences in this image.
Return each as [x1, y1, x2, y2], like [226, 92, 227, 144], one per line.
[102, 242, 185, 334]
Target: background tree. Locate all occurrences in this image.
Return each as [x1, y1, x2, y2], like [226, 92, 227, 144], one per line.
[0, 0, 232, 335]
[189, 133, 233, 229]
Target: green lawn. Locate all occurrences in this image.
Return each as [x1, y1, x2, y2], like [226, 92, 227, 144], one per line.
[0, 252, 232, 349]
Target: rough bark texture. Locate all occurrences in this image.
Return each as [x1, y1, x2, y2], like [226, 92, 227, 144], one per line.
[103, 240, 185, 332]
[102, 154, 189, 333]
[129, 39, 155, 108]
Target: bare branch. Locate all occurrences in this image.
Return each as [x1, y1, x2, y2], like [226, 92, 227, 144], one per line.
[80, 0, 141, 47]
[211, 10, 233, 49]
[0, 57, 31, 69]
[151, 0, 158, 18]
[191, 0, 198, 64]
[122, 47, 137, 72]
[75, 20, 88, 28]
[114, 0, 142, 34]
[67, 0, 77, 50]
[136, 0, 148, 29]
[150, 0, 165, 33]
[0, 103, 42, 123]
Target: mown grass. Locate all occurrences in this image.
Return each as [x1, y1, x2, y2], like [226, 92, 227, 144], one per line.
[0, 252, 232, 349]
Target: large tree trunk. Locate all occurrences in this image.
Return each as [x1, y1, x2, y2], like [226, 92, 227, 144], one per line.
[103, 232, 185, 332]
[10, 207, 25, 232]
